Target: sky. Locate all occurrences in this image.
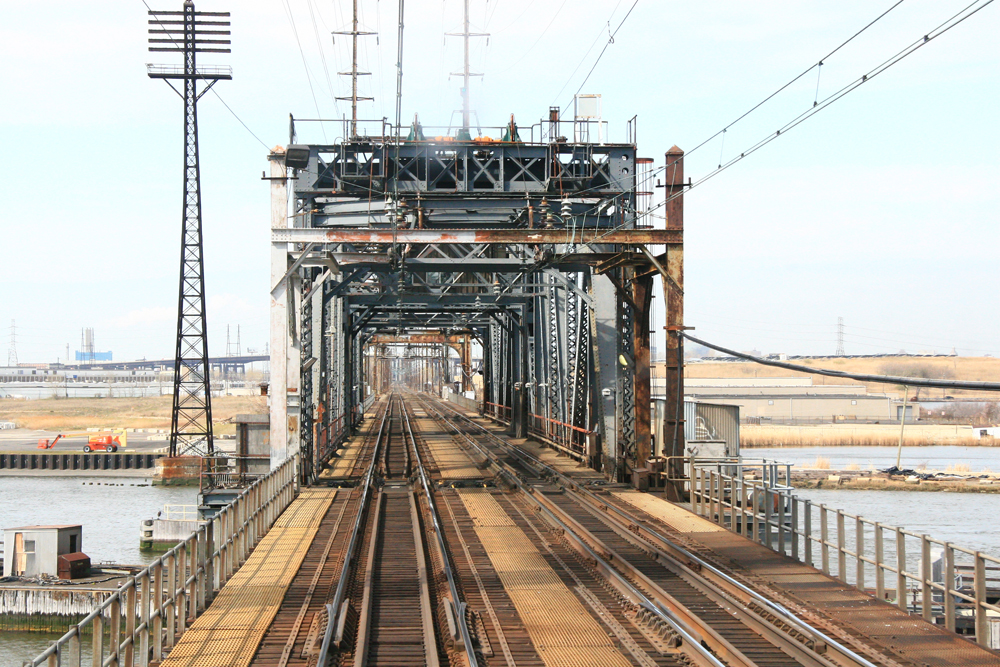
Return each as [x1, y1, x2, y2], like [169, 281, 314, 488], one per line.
[1, 0, 997, 363]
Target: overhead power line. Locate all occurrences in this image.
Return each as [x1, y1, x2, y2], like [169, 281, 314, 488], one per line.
[683, 0, 909, 160]
[208, 88, 269, 149]
[683, 333, 1000, 391]
[559, 0, 639, 118]
[140, 0, 269, 150]
[575, 0, 996, 251]
[280, 0, 328, 139]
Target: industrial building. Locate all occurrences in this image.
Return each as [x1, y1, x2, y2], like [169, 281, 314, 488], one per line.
[2, 525, 85, 578]
[678, 376, 914, 423]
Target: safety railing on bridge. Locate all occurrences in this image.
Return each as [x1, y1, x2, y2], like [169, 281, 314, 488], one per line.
[483, 401, 595, 459]
[27, 455, 300, 667]
[483, 401, 511, 422]
[693, 463, 1000, 648]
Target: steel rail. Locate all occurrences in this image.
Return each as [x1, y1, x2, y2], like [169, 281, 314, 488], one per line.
[414, 393, 726, 667]
[316, 397, 391, 667]
[400, 393, 480, 666]
[430, 396, 884, 667]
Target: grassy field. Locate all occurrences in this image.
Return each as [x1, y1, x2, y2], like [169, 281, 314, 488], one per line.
[741, 423, 990, 448]
[0, 395, 268, 434]
[685, 356, 1000, 400]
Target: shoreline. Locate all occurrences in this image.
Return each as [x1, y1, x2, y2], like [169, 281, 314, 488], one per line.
[744, 441, 1000, 448]
[790, 469, 1000, 493]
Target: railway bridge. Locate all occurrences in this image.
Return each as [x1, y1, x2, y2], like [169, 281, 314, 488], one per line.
[84, 391, 992, 667]
[30, 115, 1000, 667]
[243, 115, 993, 667]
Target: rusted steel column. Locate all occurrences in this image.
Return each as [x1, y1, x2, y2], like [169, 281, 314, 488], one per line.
[633, 274, 654, 465]
[663, 146, 685, 501]
[460, 336, 473, 393]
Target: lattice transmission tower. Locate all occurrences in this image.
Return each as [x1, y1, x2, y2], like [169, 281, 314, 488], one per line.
[147, 1, 232, 457]
[7, 320, 17, 367]
[836, 316, 845, 356]
[333, 0, 375, 137]
[446, 0, 489, 137]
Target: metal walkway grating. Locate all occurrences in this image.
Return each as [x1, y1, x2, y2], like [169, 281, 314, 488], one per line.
[459, 490, 633, 667]
[159, 489, 337, 667]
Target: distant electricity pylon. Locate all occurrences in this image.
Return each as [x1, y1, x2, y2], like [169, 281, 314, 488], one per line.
[7, 320, 18, 367]
[836, 317, 845, 356]
[333, 0, 375, 137]
[147, 0, 232, 458]
[446, 0, 489, 136]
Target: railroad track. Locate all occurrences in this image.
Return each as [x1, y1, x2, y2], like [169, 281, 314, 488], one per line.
[315, 393, 478, 667]
[414, 392, 892, 667]
[254, 390, 901, 667]
[248, 397, 390, 667]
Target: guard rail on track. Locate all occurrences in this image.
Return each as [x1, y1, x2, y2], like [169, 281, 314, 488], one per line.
[401, 396, 479, 665]
[316, 399, 389, 666]
[428, 395, 885, 667]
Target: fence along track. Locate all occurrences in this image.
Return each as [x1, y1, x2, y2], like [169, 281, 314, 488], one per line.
[419, 393, 893, 667]
[248, 398, 390, 667]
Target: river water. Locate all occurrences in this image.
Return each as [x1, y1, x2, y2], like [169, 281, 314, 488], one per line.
[744, 445, 1000, 560]
[0, 476, 197, 665]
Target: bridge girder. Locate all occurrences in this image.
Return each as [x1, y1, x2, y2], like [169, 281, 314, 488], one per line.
[269, 122, 684, 489]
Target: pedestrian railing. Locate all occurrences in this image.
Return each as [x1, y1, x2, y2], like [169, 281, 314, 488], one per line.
[26, 455, 300, 667]
[693, 464, 1000, 648]
[161, 505, 199, 521]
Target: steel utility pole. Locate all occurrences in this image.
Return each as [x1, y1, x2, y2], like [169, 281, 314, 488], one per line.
[446, 0, 488, 136]
[147, 0, 232, 458]
[334, 0, 375, 137]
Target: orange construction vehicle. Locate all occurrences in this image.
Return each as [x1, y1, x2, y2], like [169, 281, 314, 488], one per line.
[37, 429, 128, 452]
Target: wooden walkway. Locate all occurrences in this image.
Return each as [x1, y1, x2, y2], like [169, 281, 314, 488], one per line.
[159, 489, 336, 667]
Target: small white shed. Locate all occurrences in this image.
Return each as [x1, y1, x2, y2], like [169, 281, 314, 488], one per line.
[3, 525, 83, 577]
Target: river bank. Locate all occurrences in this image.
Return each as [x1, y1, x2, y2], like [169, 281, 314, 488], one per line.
[791, 470, 1000, 493]
[742, 423, 994, 448]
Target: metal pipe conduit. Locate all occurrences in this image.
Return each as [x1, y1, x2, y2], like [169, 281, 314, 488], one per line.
[428, 396, 882, 667]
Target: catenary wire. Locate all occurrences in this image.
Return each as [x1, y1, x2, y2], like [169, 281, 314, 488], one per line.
[570, 0, 995, 253]
[558, 0, 639, 119]
[280, 0, 329, 140]
[682, 0, 908, 160]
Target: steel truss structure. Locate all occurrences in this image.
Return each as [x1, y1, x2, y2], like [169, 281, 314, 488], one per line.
[269, 115, 685, 488]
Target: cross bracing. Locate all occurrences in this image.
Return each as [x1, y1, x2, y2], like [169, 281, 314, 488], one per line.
[269, 116, 685, 488]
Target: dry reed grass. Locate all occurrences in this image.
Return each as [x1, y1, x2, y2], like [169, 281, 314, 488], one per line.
[685, 355, 1000, 399]
[741, 424, 986, 448]
[945, 463, 971, 473]
[811, 457, 831, 469]
[0, 395, 264, 431]
[845, 462, 860, 471]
